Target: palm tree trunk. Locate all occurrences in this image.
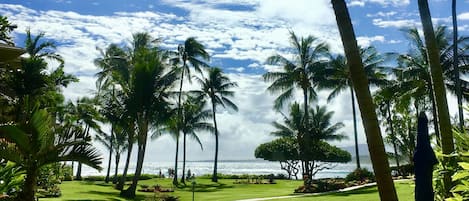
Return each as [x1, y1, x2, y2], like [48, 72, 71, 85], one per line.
[302, 88, 311, 182]
[117, 139, 133, 190]
[429, 85, 441, 145]
[18, 165, 38, 201]
[121, 120, 148, 198]
[105, 125, 114, 183]
[113, 151, 120, 184]
[387, 102, 400, 175]
[418, 0, 455, 197]
[181, 131, 187, 183]
[173, 135, 179, 185]
[408, 118, 415, 165]
[453, 0, 464, 130]
[175, 61, 185, 185]
[76, 125, 90, 180]
[350, 85, 361, 169]
[211, 101, 219, 182]
[331, 1, 398, 200]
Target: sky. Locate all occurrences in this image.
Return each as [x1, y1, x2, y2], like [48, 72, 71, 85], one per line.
[0, 0, 468, 163]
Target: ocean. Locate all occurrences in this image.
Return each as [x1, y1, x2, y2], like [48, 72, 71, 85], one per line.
[79, 160, 373, 179]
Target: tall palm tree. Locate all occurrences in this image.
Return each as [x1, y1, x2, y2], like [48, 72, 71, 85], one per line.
[120, 33, 178, 198]
[96, 123, 128, 184]
[171, 37, 209, 184]
[331, 0, 398, 200]
[271, 103, 346, 180]
[0, 109, 102, 201]
[263, 31, 329, 179]
[156, 111, 181, 185]
[179, 96, 213, 183]
[316, 46, 387, 169]
[453, 0, 464, 129]
[192, 67, 237, 182]
[396, 26, 469, 143]
[417, 0, 455, 197]
[94, 43, 136, 190]
[263, 31, 329, 112]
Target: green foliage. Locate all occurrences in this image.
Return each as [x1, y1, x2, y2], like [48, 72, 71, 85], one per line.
[0, 16, 15, 45]
[345, 168, 375, 182]
[0, 161, 24, 196]
[197, 173, 288, 180]
[438, 128, 469, 201]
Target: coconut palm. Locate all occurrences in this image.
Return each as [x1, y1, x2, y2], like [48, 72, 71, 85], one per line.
[331, 0, 398, 200]
[24, 29, 63, 64]
[417, 0, 454, 197]
[73, 96, 102, 180]
[316, 46, 387, 169]
[179, 96, 213, 183]
[263, 31, 329, 112]
[96, 123, 128, 184]
[271, 103, 346, 180]
[170, 37, 209, 184]
[0, 108, 101, 201]
[192, 67, 237, 182]
[120, 33, 178, 198]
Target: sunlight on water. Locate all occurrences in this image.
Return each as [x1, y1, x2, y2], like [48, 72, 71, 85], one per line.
[79, 160, 373, 179]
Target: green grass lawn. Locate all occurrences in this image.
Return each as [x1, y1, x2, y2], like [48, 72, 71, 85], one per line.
[40, 179, 414, 201]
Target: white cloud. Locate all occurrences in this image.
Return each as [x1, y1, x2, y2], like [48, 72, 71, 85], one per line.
[366, 11, 397, 18]
[372, 18, 419, 28]
[458, 12, 469, 21]
[349, 0, 410, 7]
[357, 35, 385, 47]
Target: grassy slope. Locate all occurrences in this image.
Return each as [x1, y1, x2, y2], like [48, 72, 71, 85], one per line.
[41, 179, 413, 201]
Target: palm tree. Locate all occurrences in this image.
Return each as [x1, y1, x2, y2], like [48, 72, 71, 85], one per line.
[453, 0, 463, 129]
[192, 67, 237, 182]
[179, 96, 213, 183]
[395, 26, 469, 143]
[24, 29, 63, 64]
[156, 111, 181, 185]
[331, 0, 398, 200]
[94, 43, 136, 190]
[271, 103, 346, 180]
[171, 37, 209, 184]
[417, 0, 455, 197]
[96, 123, 128, 184]
[0, 108, 102, 201]
[263, 31, 329, 112]
[120, 33, 178, 198]
[74, 96, 102, 180]
[316, 46, 387, 169]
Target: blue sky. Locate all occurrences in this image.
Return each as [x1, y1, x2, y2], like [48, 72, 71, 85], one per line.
[1, 0, 468, 162]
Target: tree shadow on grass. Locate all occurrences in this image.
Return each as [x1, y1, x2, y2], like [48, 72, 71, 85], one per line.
[174, 183, 234, 193]
[64, 190, 146, 201]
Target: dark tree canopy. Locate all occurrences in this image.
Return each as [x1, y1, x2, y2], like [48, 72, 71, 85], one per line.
[254, 137, 351, 163]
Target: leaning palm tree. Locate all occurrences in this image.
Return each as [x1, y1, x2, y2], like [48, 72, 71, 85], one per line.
[0, 108, 102, 201]
[316, 46, 387, 169]
[120, 33, 178, 198]
[417, 0, 454, 197]
[331, 0, 398, 200]
[192, 67, 237, 182]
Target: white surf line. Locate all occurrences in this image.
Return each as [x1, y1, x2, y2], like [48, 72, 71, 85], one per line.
[236, 179, 413, 201]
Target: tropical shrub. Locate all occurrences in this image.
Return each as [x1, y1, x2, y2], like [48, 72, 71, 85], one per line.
[0, 161, 24, 197]
[345, 168, 375, 183]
